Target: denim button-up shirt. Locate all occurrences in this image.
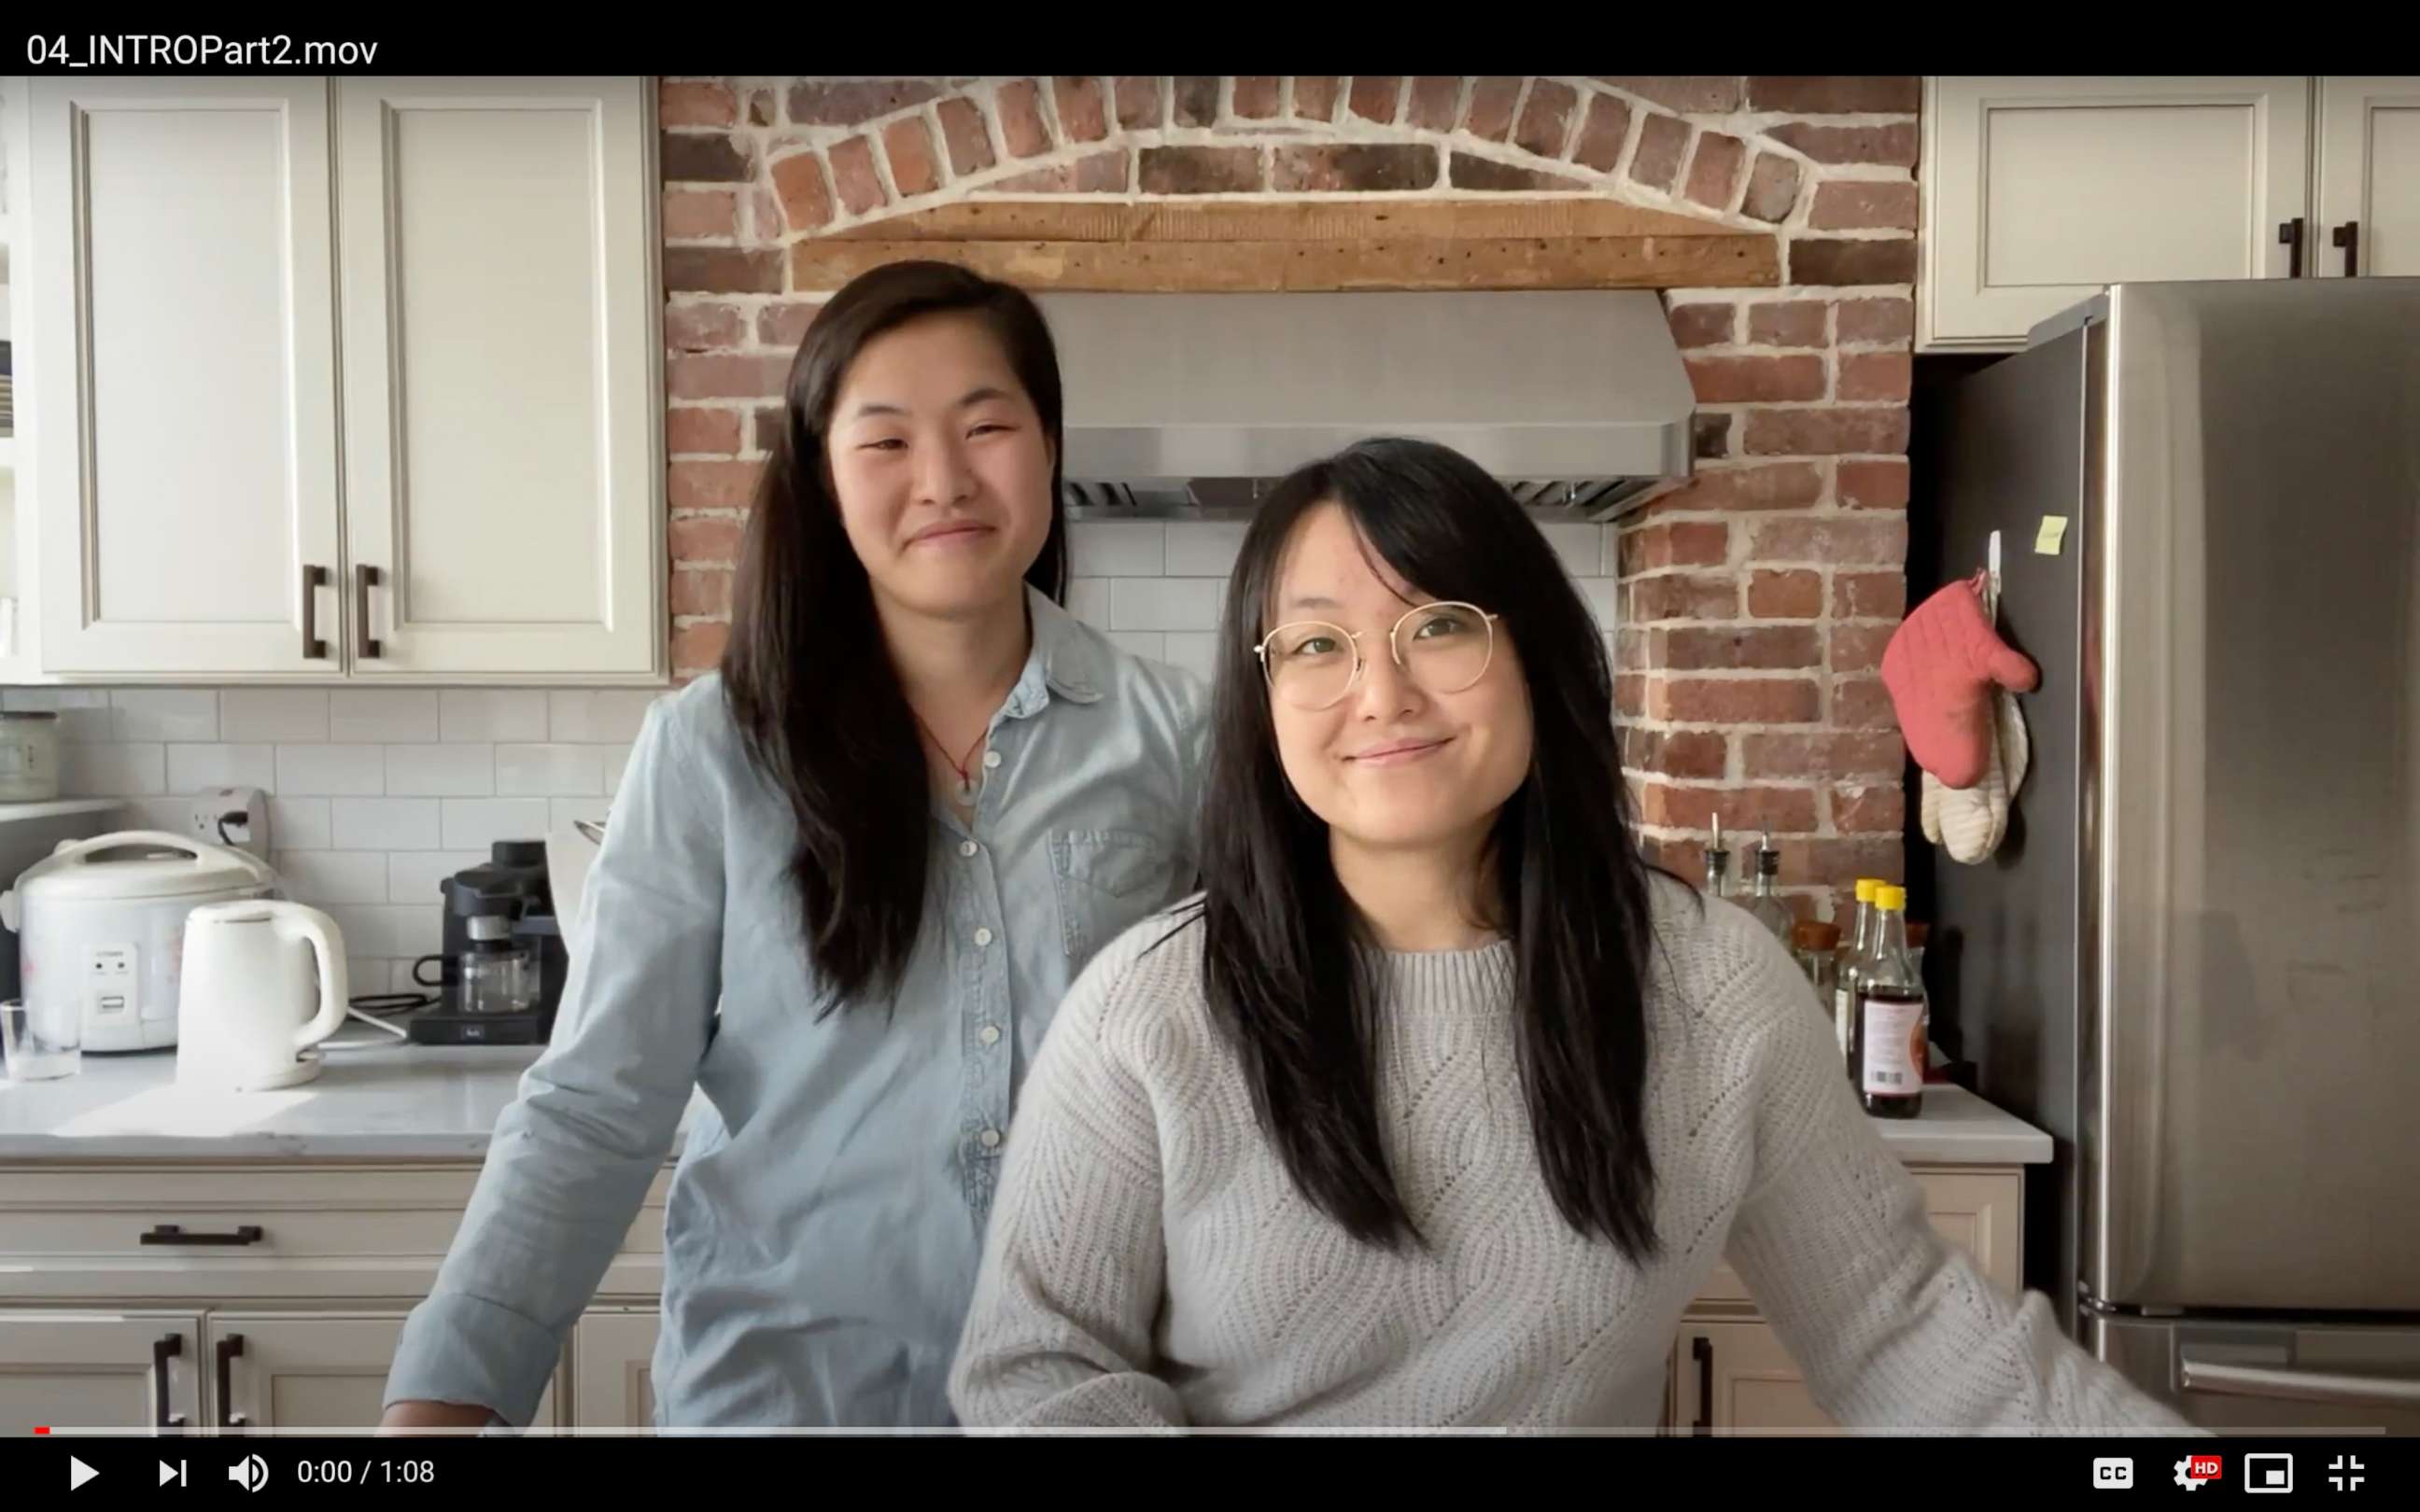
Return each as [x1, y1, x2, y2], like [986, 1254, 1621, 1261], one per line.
[385, 588, 1208, 1426]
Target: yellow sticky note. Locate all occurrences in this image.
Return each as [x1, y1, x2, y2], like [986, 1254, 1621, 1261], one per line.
[2034, 515, 2070, 555]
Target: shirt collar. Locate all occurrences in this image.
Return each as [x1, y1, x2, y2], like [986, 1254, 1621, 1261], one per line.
[1001, 583, 1105, 720]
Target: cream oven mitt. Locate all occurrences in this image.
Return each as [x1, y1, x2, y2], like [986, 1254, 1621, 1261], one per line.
[1921, 680, 2030, 864]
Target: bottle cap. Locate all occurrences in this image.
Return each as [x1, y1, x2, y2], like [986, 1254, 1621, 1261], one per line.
[1793, 920, 1841, 952]
[1855, 877, 1881, 903]
[1876, 885, 1907, 911]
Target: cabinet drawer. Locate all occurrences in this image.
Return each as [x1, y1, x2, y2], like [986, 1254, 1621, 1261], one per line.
[0, 1165, 668, 1301]
[1691, 1166, 2023, 1306]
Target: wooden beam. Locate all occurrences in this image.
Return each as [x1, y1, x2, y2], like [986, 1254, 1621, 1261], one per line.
[827, 198, 1754, 244]
[792, 234, 1779, 292]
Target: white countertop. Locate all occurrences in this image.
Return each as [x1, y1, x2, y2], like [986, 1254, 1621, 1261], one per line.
[0, 1038, 2054, 1165]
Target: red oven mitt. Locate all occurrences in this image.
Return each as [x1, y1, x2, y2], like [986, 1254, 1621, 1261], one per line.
[1879, 572, 2040, 789]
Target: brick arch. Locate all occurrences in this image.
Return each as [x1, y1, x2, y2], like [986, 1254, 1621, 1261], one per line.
[659, 76, 1921, 923]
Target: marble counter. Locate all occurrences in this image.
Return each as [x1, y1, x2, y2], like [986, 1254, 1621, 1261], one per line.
[0, 1037, 2052, 1165]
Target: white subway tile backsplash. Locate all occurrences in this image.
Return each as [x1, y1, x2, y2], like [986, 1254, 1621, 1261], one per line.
[328, 904, 441, 959]
[441, 690, 548, 742]
[442, 797, 552, 850]
[495, 744, 603, 797]
[63, 743, 166, 796]
[111, 690, 218, 742]
[330, 690, 440, 743]
[1107, 631, 1165, 661]
[548, 690, 659, 744]
[1065, 577, 1111, 628]
[331, 797, 440, 851]
[269, 797, 332, 850]
[274, 850, 390, 905]
[276, 744, 387, 797]
[220, 689, 330, 743]
[1069, 521, 1165, 576]
[1536, 522, 1609, 580]
[168, 743, 277, 793]
[1161, 633, 1218, 680]
[1110, 578, 1222, 631]
[388, 850, 486, 904]
[4, 688, 115, 742]
[385, 744, 495, 797]
[1163, 523, 1248, 578]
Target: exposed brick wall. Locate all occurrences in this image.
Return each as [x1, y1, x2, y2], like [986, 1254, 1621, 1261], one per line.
[659, 76, 1918, 921]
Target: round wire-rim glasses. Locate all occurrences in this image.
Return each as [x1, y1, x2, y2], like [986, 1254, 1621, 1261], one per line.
[1253, 601, 1502, 711]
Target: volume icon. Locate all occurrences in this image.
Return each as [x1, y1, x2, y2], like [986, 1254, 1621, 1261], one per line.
[227, 1455, 269, 1492]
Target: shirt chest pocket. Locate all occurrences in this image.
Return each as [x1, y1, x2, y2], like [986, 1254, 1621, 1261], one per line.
[1048, 828, 1178, 962]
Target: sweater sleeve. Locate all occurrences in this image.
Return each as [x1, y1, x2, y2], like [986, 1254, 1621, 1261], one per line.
[1717, 940, 2192, 1434]
[948, 935, 1187, 1428]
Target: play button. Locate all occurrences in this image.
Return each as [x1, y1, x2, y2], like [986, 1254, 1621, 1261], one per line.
[70, 1457, 98, 1490]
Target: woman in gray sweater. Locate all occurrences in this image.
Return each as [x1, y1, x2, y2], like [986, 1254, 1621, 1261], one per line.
[947, 437, 2192, 1432]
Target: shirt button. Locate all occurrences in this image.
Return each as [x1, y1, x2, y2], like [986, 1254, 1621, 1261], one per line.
[973, 927, 993, 947]
[959, 840, 978, 858]
[978, 1024, 1001, 1046]
[978, 1127, 1003, 1150]
[982, 749, 1002, 770]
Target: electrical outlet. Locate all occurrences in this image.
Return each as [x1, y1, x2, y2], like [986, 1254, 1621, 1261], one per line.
[187, 787, 271, 861]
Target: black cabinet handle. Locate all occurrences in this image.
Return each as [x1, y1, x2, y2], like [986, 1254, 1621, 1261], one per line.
[152, 1333, 187, 1433]
[140, 1224, 264, 1247]
[2332, 220, 2360, 277]
[1691, 1335, 1714, 1436]
[2277, 217, 2306, 277]
[355, 563, 384, 659]
[216, 1333, 248, 1432]
[302, 565, 331, 659]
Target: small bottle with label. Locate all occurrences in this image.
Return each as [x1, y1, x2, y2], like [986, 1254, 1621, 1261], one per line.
[1856, 885, 1927, 1119]
[1834, 877, 1881, 1075]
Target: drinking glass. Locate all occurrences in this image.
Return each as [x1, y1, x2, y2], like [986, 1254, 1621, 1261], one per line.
[1, 998, 82, 1082]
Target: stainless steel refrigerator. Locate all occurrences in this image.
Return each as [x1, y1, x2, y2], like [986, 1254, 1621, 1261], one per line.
[1913, 277, 2420, 1432]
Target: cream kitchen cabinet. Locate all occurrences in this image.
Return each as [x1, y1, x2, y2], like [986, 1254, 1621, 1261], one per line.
[1921, 77, 2314, 349]
[16, 75, 665, 684]
[0, 1311, 204, 1435]
[208, 1312, 559, 1432]
[2315, 77, 2420, 278]
[1664, 1166, 2024, 1435]
[571, 1309, 662, 1428]
[0, 1161, 664, 1432]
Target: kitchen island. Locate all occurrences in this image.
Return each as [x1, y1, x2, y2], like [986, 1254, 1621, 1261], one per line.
[1, 1039, 2052, 1435]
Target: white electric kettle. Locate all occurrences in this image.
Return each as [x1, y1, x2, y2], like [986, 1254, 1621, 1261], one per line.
[175, 902, 350, 1092]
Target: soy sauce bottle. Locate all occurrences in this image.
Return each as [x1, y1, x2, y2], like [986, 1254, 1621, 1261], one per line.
[1855, 885, 1926, 1119]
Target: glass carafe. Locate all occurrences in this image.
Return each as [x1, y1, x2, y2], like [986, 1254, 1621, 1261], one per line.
[459, 916, 537, 1015]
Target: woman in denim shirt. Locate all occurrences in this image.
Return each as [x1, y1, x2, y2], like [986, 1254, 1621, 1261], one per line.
[381, 262, 1207, 1429]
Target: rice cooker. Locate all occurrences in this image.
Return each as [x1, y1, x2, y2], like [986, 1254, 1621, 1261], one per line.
[0, 831, 280, 1052]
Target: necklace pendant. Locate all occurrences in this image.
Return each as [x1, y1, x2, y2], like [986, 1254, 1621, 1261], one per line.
[957, 775, 976, 802]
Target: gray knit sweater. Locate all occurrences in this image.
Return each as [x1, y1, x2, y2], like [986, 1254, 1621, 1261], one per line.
[949, 876, 2188, 1431]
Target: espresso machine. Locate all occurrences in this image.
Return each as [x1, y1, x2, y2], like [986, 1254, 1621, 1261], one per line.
[406, 840, 570, 1045]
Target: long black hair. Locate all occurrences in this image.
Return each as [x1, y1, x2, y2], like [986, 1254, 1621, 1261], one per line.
[722, 259, 1068, 1007]
[1194, 437, 1665, 1258]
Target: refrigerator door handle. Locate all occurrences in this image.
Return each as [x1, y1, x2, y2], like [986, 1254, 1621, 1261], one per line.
[2179, 1347, 2420, 1408]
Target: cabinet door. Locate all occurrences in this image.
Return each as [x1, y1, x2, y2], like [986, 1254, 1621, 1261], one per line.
[570, 1309, 658, 1428]
[208, 1312, 557, 1433]
[1672, 1322, 1836, 1435]
[26, 79, 345, 675]
[1921, 77, 2313, 349]
[2314, 77, 2420, 278]
[0, 1311, 203, 1435]
[335, 77, 665, 680]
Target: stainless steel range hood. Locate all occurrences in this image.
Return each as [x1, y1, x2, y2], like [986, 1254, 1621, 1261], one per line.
[1039, 289, 1696, 521]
